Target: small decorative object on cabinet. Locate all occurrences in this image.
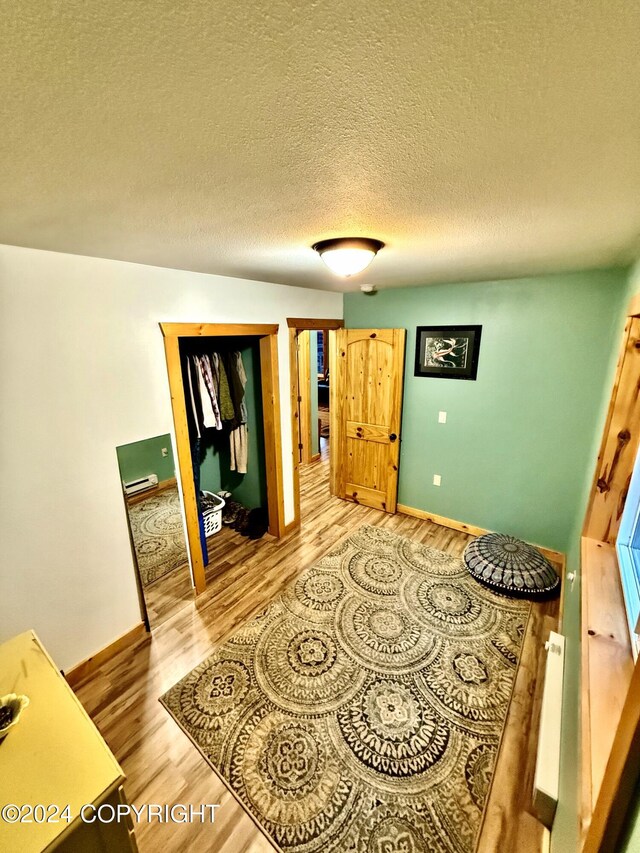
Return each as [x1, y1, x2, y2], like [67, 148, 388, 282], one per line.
[0, 693, 29, 740]
[414, 324, 482, 380]
[0, 631, 138, 852]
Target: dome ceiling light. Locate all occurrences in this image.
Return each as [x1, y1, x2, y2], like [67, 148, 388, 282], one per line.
[312, 237, 384, 277]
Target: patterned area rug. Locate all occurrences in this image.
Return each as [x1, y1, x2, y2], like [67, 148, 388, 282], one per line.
[128, 486, 188, 587]
[161, 525, 530, 852]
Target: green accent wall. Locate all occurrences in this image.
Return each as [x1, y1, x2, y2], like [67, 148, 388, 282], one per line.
[198, 436, 223, 496]
[310, 331, 320, 456]
[345, 269, 628, 553]
[116, 433, 176, 484]
[199, 341, 267, 508]
[346, 267, 631, 853]
[620, 786, 640, 850]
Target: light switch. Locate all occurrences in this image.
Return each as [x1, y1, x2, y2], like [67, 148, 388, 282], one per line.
[433, 474, 441, 486]
[438, 411, 447, 424]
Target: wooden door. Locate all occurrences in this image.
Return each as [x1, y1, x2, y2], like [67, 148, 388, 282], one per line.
[330, 328, 406, 512]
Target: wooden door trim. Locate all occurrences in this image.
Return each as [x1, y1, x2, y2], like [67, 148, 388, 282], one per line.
[286, 318, 344, 330]
[259, 334, 286, 539]
[388, 328, 406, 512]
[287, 318, 344, 531]
[582, 296, 640, 851]
[161, 322, 284, 595]
[329, 328, 343, 498]
[160, 322, 278, 338]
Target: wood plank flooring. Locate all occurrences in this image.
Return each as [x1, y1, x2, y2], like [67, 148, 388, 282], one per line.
[73, 448, 556, 853]
[143, 559, 194, 626]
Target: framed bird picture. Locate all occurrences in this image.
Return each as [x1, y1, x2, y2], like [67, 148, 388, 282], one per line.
[414, 325, 482, 380]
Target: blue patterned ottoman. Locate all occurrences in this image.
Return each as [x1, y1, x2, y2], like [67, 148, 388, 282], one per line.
[463, 532, 560, 599]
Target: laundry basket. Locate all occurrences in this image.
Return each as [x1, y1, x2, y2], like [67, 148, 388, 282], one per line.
[201, 491, 226, 537]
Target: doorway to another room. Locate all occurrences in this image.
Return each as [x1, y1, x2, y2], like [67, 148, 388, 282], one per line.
[288, 318, 343, 527]
[316, 329, 331, 458]
[289, 320, 407, 526]
[297, 328, 330, 463]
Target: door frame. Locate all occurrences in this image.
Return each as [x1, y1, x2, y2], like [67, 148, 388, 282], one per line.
[160, 322, 285, 594]
[582, 294, 640, 852]
[287, 318, 344, 530]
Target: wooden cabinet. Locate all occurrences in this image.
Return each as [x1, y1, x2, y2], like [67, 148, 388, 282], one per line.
[0, 631, 137, 852]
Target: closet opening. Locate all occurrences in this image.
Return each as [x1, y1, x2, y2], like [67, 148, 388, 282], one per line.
[161, 323, 284, 594]
[287, 318, 344, 528]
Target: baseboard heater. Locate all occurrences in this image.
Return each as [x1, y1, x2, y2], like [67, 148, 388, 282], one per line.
[533, 630, 566, 829]
[123, 474, 158, 497]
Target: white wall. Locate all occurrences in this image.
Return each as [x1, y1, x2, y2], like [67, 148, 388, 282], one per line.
[0, 245, 342, 670]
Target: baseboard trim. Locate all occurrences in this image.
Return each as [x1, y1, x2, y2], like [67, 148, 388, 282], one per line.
[396, 503, 566, 570]
[64, 622, 147, 688]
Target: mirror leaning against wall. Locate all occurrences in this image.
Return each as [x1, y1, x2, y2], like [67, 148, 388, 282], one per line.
[116, 435, 193, 628]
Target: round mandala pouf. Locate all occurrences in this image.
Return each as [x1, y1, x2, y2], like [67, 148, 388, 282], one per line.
[463, 533, 560, 599]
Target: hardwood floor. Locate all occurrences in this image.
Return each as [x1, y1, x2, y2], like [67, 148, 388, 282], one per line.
[73, 449, 556, 852]
[143, 559, 194, 627]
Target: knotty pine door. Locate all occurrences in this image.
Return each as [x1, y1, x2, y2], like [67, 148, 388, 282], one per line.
[330, 328, 406, 513]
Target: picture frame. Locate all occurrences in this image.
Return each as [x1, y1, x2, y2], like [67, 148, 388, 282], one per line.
[414, 325, 482, 380]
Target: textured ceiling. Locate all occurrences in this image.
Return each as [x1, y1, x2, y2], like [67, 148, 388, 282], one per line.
[1, 1, 639, 292]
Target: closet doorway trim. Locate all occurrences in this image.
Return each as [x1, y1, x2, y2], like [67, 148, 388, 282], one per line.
[286, 318, 344, 531]
[160, 322, 284, 594]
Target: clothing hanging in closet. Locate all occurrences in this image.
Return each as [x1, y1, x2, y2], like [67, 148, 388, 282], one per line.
[185, 349, 249, 474]
[228, 352, 248, 473]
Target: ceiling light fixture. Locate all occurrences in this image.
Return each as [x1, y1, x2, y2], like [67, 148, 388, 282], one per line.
[312, 237, 384, 277]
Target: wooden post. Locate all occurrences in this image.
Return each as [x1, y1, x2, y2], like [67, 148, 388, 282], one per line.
[259, 333, 285, 537]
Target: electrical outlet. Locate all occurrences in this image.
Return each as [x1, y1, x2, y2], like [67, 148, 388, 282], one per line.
[433, 474, 441, 486]
[161, 447, 169, 457]
[438, 411, 447, 424]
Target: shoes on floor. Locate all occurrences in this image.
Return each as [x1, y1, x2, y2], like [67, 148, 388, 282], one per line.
[222, 499, 243, 526]
[246, 507, 269, 540]
[220, 497, 268, 540]
[233, 507, 251, 533]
